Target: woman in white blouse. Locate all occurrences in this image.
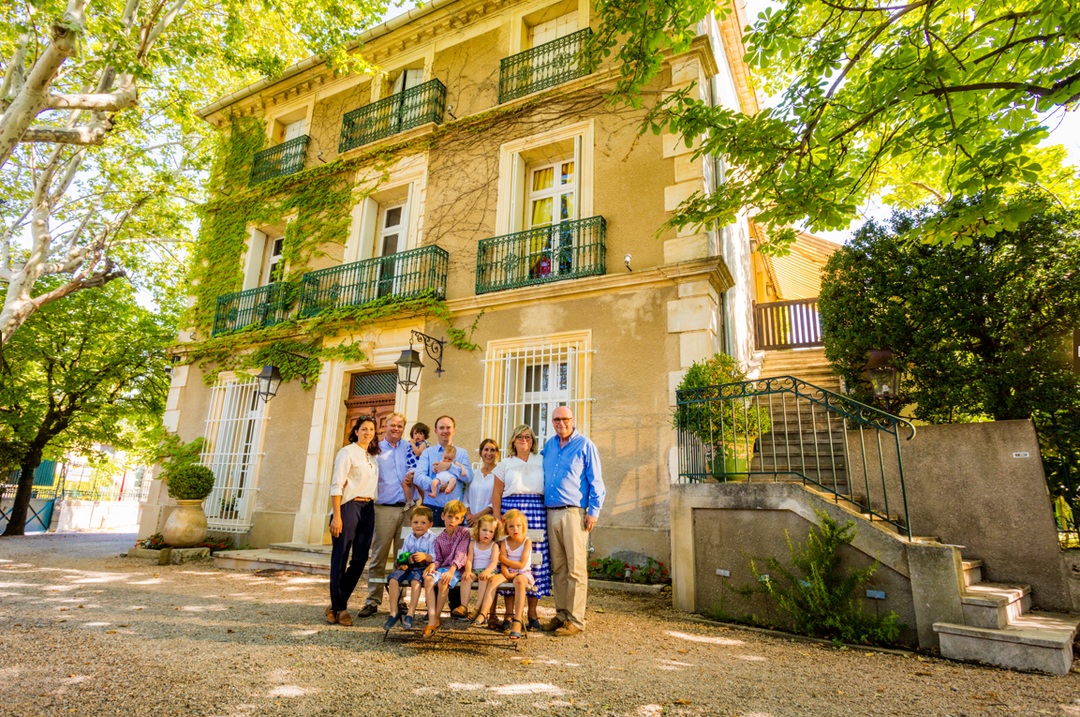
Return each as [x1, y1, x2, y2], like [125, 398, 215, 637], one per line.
[326, 415, 379, 628]
[465, 438, 499, 527]
[491, 424, 550, 631]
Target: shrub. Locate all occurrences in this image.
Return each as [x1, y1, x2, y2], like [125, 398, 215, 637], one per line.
[672, 353, 771, 459]
[735, 510, 903, 646]
[165, 464, 216, 501]
[587, 556, 670, 585]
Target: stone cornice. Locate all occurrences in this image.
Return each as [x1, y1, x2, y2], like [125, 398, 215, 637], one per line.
[445, 256, 735, 316]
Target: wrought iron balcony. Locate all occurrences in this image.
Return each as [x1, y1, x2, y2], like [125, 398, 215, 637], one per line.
[499, 28, 592, 104]
[297, 244, 449, 318]
[248, 135, 309, 186]
[475, 216, 605, 294]
[338, 79, 447, 154]
[211, 283, 293, 336]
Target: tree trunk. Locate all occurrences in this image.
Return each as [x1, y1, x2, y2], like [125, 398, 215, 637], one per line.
[2, 450, 43, 537]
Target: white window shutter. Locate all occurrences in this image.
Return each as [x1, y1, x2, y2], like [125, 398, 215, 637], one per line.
[403, 69, 424, 90]
[403, 182, 415, 249]
[573, 135, 582, 220]
[242, 229, 267, 290]
[391, 71, 406, 95]
[282, 119, 306, 142]
[509, 154, 526, 233]
[357, 197, 379, 261]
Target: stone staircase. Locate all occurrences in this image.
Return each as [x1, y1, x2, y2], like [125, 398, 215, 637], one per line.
[758, 347, 841, 393]
[752, 349, 848, 492]
[934, 559, 1080, 676]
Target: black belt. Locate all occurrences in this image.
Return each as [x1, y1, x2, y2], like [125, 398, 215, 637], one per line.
[379, 502, 406, 507]
[549, 505, 580, 511]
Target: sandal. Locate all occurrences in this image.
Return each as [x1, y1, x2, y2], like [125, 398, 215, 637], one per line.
[422, 619, 441, 638]
[471, 613, 488, 628]
[528, 617, 542, 631]
[509, 618, 523, 641]
[467, 609, 480, 622]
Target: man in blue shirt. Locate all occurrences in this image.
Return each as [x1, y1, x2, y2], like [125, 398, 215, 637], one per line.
[357, 413, 412, 618]
[413, 415, 473, 526]
[412, 414, 473, 614]
[542, 405, 604, 637]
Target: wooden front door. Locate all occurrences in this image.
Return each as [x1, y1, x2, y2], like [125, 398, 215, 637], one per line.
[342, 371, 398, 446]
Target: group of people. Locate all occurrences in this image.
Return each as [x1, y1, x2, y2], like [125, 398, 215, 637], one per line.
[326, 408, 604, 640]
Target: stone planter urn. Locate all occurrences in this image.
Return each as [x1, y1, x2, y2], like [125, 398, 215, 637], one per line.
[162, 499, 208, 548]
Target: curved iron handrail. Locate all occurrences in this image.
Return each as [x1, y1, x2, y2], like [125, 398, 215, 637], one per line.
[675, 375, 915, 538]
[677, 375, 916, 440]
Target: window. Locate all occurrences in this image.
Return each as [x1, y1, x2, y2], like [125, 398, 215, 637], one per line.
[199, 379, 270, 532]
[480, 334, 592, 449]
[529, 10, 577, 47]
[263, 237, 284, 285]
[376, 202, 406, 296]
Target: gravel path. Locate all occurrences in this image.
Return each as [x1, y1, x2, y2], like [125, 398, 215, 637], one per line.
[0, 532, 1077, 717]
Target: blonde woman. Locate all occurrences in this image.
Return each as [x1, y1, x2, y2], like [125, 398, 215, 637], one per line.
[491, 424, 550, 631]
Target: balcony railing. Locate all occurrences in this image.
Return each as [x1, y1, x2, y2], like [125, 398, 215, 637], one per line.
[248, 135, 309, 186]
[297, 244, 449, 318]
[475, 216, 605, 294]
[499, 28, 592, 103]
[338, 79, 447, 154]
[211, 283, 293, 336]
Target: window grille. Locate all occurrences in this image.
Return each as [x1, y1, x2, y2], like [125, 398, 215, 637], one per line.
[199, 380, 269, 532]
[480, 337, 592, 449]
[352, 372, 398, 397]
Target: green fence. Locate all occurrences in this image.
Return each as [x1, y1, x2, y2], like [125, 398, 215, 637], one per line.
[297, 245, 449, 317]
[338, 79, 447, 154]
[211, 283, 293, 336]
[499, 28, 593, 103]
[249, 135, 309, 186]
[475, 216, 606, 294]
[675, 376, 916, 538]
[2, 460, 59, 500]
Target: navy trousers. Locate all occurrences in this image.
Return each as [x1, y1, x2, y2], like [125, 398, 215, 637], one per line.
[329, 499, 375, 612]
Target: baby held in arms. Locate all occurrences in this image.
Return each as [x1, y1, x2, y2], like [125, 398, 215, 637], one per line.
[428, 444, 467, 498]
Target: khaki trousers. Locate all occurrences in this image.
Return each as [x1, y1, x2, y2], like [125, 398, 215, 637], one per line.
[364, 503, 407, 607]
[547, 506, 589, 629]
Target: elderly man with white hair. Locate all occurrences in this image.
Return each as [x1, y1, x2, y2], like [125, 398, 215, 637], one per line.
[541, 406, 605, 637]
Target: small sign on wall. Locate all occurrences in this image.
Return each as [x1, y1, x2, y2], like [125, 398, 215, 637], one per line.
[1012, 452, 1030, 458]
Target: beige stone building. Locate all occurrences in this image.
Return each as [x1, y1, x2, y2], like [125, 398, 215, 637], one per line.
[138, 0, 809, 561]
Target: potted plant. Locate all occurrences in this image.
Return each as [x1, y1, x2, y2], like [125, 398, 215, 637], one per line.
[673, 353, 771, 480]
[161, 465, 216, 548]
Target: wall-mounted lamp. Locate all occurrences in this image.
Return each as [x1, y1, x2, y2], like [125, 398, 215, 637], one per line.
[395, 330, 446, 395]
[256, 364, 283, 404]
[624, 253, 632, 272]
[863, 349, 900, 414]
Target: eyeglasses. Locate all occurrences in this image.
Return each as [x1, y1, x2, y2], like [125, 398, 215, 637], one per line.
[515, 435, 533, 442]
[551, 418, 572, 424]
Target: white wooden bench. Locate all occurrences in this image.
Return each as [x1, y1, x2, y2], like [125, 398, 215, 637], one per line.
[369, 526, 543, 587]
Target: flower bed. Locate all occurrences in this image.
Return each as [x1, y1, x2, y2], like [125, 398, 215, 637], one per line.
[134, 533, 236, 553]
[588, 556, 669, 585]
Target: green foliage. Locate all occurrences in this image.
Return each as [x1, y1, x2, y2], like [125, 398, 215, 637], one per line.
[736, 510, 903, 646]
[673, 353, 771, 457]
[592, 0, 1080, 249]
[136, 533, 170, 550]
[165, 464, 217, 501]
[0, 280, 173, 469]
[819, 198, 1080, 422]
[152, 432, 207, 481]
[588, 556, 670, 584]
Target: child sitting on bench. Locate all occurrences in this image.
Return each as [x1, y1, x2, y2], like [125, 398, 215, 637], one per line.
[384, 506, 436, 630]
[461, 514, 503, 625]
[422, 500, 471, 637]
[474, 509, 532, 641]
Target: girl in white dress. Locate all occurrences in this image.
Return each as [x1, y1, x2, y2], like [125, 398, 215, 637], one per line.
[463, 514, 503, 624]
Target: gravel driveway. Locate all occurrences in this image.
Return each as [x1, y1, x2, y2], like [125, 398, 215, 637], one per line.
[0, 532, 1077, 717]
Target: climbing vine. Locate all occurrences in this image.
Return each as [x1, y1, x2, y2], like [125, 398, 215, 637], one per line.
[182, 84, 628, 387]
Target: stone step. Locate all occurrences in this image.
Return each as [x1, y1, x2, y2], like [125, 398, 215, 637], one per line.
[934, 612, 1080, 676]
[214, 547, 331, 576]
[961, 582, 1031, 630]
[268, 542, 331, 555]
[962, 559, 983, 587]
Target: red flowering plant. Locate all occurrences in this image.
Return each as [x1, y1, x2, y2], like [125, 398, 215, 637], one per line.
[135, 533, 169, 550]
[196, 538, 233, 553]
[588, 556, 670, 584]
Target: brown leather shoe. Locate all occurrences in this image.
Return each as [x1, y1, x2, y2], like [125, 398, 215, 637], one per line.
[553, 622, 582, 637]
[325, 605, 338, 624]
[336, 610, 353, 627]
[356, 604, 378, 618]
[540, 618, 563, 632]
